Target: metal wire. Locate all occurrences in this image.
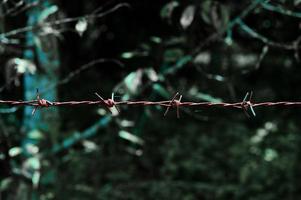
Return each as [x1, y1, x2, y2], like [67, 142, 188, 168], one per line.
[1, 91, 301, 118]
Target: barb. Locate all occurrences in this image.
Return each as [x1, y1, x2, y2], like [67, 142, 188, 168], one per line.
[164, 92, 182, 118]
[95, 92, 119, 114]
[31, 89, 53, 115]
[241, 91, 256, 118]
[1, 90, 301, 117]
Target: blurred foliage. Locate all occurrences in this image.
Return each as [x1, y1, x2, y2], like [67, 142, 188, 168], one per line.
[1, 0, 301, 199]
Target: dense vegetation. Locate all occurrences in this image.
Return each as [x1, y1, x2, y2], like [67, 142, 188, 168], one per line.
[1, 0, 301, 199]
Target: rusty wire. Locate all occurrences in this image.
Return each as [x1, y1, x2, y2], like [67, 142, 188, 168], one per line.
[1, 90, 301, 118]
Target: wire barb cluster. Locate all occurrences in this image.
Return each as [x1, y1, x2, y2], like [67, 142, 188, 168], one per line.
[1, 90, 301, 118]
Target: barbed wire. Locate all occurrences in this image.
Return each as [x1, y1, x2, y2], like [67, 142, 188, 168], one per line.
[1, 90, 301, 118]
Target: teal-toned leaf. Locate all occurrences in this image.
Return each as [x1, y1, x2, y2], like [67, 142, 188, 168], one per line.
[124, 69, 143, 94]
[8, 147, 22, 157]
[38, 5, 58, 22]
[163, 48, 184, 63]
[121, 51, 148, 59]
[163, 55, 192, 75]
[200, 1, 212, 24]
[264, 148, 278, 162]
[188, 87, 222, 102]
[150, 36, 162, 44]
[153, 83, 170, 99]
[224, 34, 233, 46]
[145, 68, 159, 82]
[140, 43, 151, 51]
[28, 129, 44, 140]
[195, 92, 222, 102]
[119, 130, 144, 145]
[118, 119, 135, 127]
[97, 108, 107, 116]
[121, 52, 134, 59]
[175, 55, 192, 67]
[165, 36, 186, 46]
[250, 128, 269, 144]
[82, 140, 98, 153]
[26, 157, 41, 171]
[160, 1, 179, 20]
[25, 144, 39, 154]
[40, 169, 56, 185]
[200, 2, 229, 31]
[32, 171, 40, 188]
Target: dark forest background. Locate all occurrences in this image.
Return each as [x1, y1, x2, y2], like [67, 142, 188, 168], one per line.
[1, 0, 301, 199]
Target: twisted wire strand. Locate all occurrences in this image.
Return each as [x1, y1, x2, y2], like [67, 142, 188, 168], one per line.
[1, 98, 301, 108]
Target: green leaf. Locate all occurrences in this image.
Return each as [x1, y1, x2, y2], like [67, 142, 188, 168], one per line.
[28, 129, 44, 140]
[150, 36, 162, 44]
[145, 68, 159, 82]
[180, 5, 196, 29]
[188, 87, 222, 102]
[32, 171, 41, 188]
[119, 130, 144, 145]
[160, 1, 179, 20]
[163, 55, 192, 75]
[195, 92, 222, 103]
[163, 48, 184, 63]
[75, 18, 88, 36]
[124, 69, 143, 94]
[0, 153, 4, 160]
[9, 58, 36, 74]
[193, 52, 211, 65]
[200, 2, 229, 31]
[41, 169, 56, 185]
[121, 52, 135, 59]
[200, 1, 212, 24]
[121, 51, 148, 59]
[219, 5, 230, 31]
[8, 147, 22, 157]
[264, 148, 278, 162]
[0, 178, 13, 191]
[26, 157, 41, 170]
[153, 83, 170, 99]
[295, 0, 301, 5]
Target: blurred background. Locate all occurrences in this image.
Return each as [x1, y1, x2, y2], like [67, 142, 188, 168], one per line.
[1, 0, 301, 199]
